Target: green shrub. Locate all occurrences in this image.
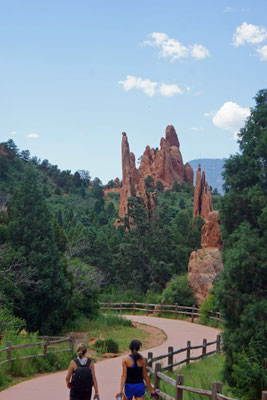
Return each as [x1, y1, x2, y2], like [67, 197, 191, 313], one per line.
[105, 338, 119, 353]
[161, 274, 195, 306]
[94, 338, 119, 353]
[199, 294, 217, 324]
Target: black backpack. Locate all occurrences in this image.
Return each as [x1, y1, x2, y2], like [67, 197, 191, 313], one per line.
[71, 358, 93, 392]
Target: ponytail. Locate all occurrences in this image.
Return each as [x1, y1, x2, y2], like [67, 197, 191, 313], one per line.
[76, 343, 87, 359]
[129, 339, 143, 361]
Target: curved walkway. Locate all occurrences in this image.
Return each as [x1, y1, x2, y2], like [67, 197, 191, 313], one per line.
[0, 316, 220, 400]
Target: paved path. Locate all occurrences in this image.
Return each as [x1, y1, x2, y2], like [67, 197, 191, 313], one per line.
[0, 316, 220, 400]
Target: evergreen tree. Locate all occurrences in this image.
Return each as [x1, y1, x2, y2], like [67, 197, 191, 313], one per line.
[216, 89, 267, 399]
[8, 168, 71, 334]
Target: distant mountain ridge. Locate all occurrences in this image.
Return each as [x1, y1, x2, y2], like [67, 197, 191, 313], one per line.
[188, 158, 226, 194]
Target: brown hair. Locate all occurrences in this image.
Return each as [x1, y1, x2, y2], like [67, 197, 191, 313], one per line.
[129, 339, 143, 361]
[76, 343, 87, 359]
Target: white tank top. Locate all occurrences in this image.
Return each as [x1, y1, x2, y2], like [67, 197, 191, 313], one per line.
[78, 357, 88, 365]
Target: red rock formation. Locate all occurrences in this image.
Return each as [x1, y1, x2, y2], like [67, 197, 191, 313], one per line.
[118, 125, 193, 221]
[184, 162, 194, 185]
[118, 133, 136, 220]
[193, 165, 213, 221]
[114, 177, 121, 187]
[189, 165, 223, 304]
[201, 211, 222, 249]
[188, 248, 223, 305]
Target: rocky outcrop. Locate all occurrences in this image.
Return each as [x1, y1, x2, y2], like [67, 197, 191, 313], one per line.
[193, 165, 213, 221]
[188, 248, 223, 305]
[118, 133, 136, 220]
[201, 211, 222, 249]
[184, 162, 194, 185]
[188, 165, 223, 304]
[118, 125, 193, 220]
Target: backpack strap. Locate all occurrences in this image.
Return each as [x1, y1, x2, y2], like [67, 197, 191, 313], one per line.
[85, 358, 92, 367]
[74, 358, 82, 367]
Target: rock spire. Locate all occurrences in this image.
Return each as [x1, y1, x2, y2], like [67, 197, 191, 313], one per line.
[118, 125, 193, 220]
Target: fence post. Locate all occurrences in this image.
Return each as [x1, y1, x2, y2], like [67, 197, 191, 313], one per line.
[191, 304, 195, 323]
[70, 332, 74, 353]
[216, 335, 221, 353]
[168, 346, 174, 372]
[147, 352, 153, 368]
[176, 374, 184, 400]
[186, 341, 191, 365]
[211, 382, 222, 400]
[133, 301, 136, 315]
[147, 352, 153, 379]
[44, 336, 48, 357]
[202, 338, 207, 357]
[146, 302, 149, 316]
[6, 341, 12, 363]
[108, 301, 111, 311]
[262, 391, 267, 400]
[154, 363, 161, 399]
[120, 302, 122, 314]
[159, 302, 163, 317]
[175, 303, 178, 319]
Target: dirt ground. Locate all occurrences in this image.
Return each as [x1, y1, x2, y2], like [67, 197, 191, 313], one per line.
[134, 322, 167, 350]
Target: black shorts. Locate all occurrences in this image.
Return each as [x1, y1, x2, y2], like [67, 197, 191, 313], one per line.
[70, 388, 92, 400]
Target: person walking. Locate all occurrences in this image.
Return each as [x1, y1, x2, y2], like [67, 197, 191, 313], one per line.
[66, 343, 99, 400]
[117, 339, 155, 400]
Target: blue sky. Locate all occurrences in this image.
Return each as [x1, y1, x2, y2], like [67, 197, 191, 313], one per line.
[0, 0, 266, 183]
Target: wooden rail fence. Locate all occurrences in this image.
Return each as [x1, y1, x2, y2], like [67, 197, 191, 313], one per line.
[0, 333, 74, 366]
[147, 335, 222, 371]
[100, 301, 221, 323]
[146, 338, 267, 400]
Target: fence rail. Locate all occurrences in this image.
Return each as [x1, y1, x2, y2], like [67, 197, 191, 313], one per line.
[99, 301, 221, 323]
[146, 337, 266, 400]
[0, 333, 74, 366]
[147, 335, 221, 372]
[150, 362, 266, 400]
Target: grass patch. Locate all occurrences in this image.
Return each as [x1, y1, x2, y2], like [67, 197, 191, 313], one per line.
[0, 344, 74, 391]
[64, 313, 150, 357]
[147, 354, 237, 400]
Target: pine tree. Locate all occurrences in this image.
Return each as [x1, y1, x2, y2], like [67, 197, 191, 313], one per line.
[8, 167, 71, 334]
[216, 89, 267, 399]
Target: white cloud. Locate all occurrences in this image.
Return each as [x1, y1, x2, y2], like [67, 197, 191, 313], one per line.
[10, 130, 16, 135]
[232, 22, 267, 47]
[257, 45, 267, 60]
[159, 83, 183, 96]
[143, 32, 210, 61]
[204, 111, 215, 118]
[119, 75, 157, 97]
[212, 101, 250, 139]
[26, 133, 40, 139]
[190, 44, 210, 59]
[119, 76, 184, 97]
[191, 127, 204, 132]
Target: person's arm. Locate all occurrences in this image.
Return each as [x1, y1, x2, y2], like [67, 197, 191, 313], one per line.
[142, 359, 154, 394]
[65, 361, 75, 389]
[90, 361, 99, 398]
[116, 358, 127, 398]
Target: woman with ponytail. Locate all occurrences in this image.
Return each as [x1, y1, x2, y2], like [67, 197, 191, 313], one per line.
[117, 339, 155, 400]
[66, 343, 99, 400]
